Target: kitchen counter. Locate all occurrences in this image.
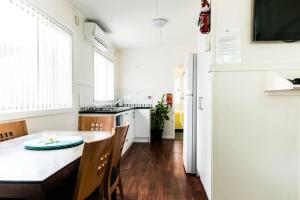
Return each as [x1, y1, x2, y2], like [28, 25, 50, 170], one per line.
[79, 106, 152, 114]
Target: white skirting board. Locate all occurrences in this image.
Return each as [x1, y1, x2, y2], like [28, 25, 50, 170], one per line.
[162, 135, 175, 139]
[133, 137, 150, 143]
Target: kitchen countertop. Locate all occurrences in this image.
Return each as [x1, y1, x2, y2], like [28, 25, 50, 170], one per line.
[79, 106, 152, 114]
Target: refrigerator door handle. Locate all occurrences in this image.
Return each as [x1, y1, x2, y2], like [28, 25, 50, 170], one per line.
[198, 97, 204, 110]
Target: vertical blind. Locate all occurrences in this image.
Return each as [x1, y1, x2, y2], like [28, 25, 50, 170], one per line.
[0, 0, 73, 113]
[94, 51, 114, 101]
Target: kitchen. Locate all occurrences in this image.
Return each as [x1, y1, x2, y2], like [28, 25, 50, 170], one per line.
[0, 0, 203, 199]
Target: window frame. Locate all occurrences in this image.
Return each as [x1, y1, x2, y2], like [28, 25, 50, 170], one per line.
[0, 0, 75, 121]
[93, 49, 115, 102]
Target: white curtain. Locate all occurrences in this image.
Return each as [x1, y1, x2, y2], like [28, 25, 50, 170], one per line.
[38, 15, 72, 110]
[0, 0, 72, 112]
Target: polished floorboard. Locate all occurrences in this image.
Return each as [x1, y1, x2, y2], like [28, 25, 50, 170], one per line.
[175, 131, 183, 140]
[119, 140, 208, 200]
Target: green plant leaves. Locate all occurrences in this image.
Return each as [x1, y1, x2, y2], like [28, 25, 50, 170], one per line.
[151, 95, 171, 131]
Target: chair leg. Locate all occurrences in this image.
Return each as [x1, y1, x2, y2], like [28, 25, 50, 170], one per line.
[104, 192, 111, 200]
[111, 190, 117, 200]
[118, 177, 124, 200]
[98, 184, 105, 200]
[103, 184, 111, 200]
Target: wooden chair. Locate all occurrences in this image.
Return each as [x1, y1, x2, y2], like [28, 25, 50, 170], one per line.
[104, 125, 129, 200]
[0, 120, 28, 142]
[73, 134, 116, 200]
[78, 116, 114, 131]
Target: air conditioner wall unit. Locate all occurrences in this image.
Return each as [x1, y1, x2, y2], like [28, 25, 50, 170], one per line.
[83, 22, 111, 52]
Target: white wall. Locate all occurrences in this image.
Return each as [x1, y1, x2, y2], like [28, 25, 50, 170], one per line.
[213, 72, 300, 200]
[212, 0, 300, 69]
[118, 45, 196, 138]
[0, 0, 117, 132]
[208, 0, 300, 199]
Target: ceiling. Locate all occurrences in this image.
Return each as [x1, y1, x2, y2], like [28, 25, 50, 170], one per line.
[69, 0, 199, 49]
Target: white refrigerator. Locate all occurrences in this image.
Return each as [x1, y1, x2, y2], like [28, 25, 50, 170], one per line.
[183, 54, 197, 174]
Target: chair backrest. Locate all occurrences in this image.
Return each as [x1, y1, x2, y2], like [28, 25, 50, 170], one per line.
[73, 134, 115, 200]
[111, 125, 129, 167]
[0, 120, 28, 142]
[78, 116, 114, 131]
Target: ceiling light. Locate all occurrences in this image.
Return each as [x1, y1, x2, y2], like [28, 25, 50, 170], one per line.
[150, 18, 168, 28]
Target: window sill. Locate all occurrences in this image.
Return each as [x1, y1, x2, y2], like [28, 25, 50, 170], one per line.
[0, 108, 76, 122]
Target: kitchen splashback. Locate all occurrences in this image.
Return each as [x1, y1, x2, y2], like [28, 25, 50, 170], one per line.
[78, 85, 169, 108]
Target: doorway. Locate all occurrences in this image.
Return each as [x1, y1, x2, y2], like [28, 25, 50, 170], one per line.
[174, 65, 184, 140]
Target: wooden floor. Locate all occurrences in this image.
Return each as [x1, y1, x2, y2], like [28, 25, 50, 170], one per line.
[119, 140, 208, 200]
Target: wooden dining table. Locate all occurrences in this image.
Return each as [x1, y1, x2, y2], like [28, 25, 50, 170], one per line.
[0, 130, 112, 200]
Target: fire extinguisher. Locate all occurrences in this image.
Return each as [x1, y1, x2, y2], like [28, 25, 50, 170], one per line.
[198, 0, 210, 34]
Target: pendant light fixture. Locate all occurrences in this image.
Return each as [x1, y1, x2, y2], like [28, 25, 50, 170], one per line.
[150, 18, 168, 28]
[150, 0, 168, 28]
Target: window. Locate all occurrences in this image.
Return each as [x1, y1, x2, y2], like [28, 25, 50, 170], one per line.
[94, 51, 114, 101]
[0, 0, 73, 113]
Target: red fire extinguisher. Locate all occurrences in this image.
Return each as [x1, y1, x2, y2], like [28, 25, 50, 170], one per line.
[199, 0, 210, 34]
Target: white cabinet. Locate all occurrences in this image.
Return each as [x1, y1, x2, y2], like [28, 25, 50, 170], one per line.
[124, 111, 130, 125]
[134, 109, 151, 143]
[121, 108, 151, 155]
[125, 110, 135, 145]
[128, 110, 135, 142]
[122, 110, 135, 155]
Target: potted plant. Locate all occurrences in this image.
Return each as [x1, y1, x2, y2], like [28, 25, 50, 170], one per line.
[151, 95, 171, 140]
